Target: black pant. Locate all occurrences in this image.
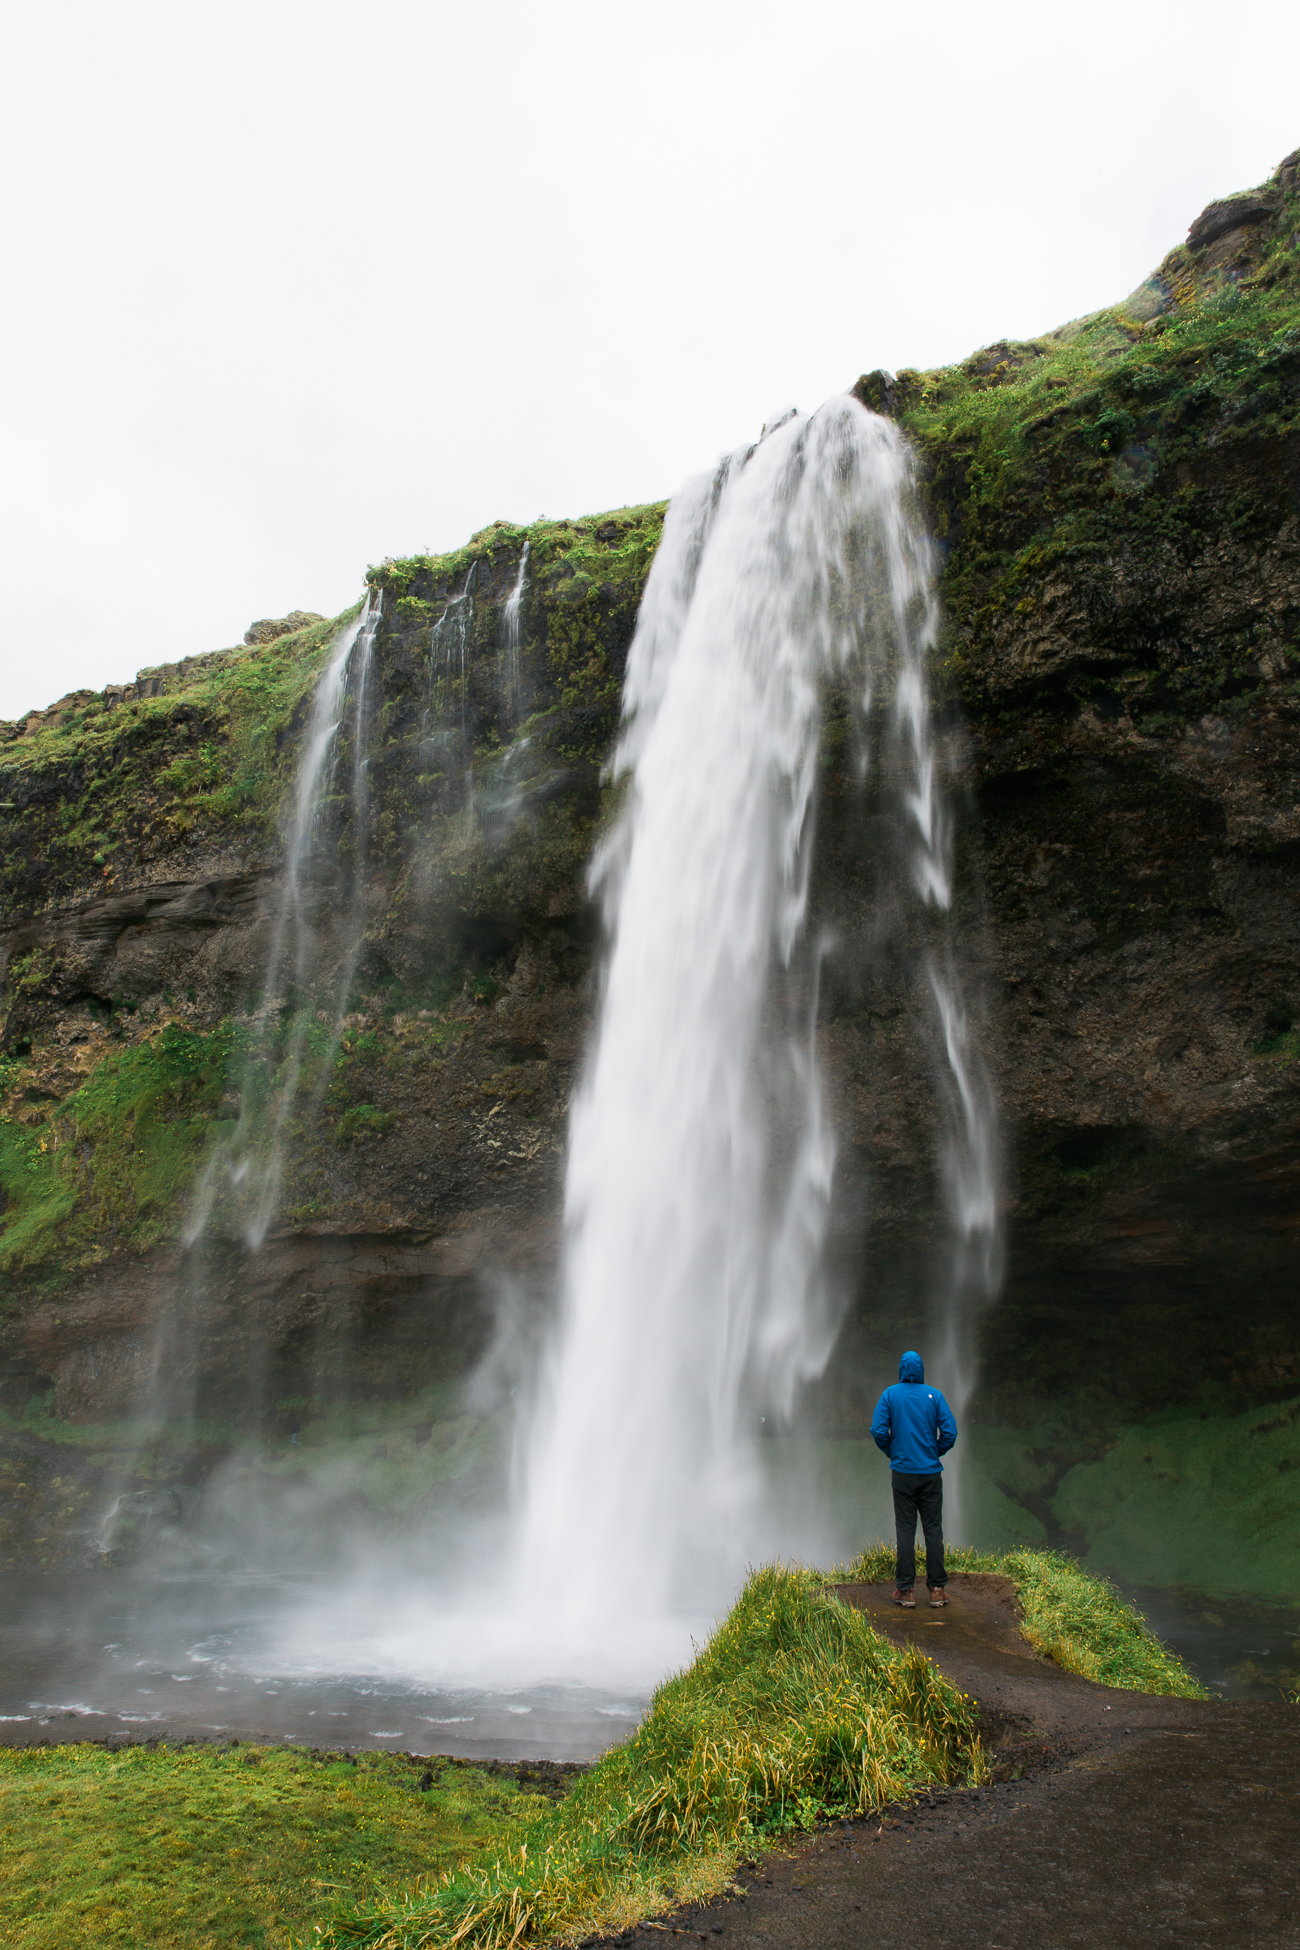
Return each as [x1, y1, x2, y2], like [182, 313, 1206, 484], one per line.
[891, 1471, 946, 1590]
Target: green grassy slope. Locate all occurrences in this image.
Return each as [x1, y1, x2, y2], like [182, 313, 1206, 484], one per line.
[0, 1744, 540, 1950]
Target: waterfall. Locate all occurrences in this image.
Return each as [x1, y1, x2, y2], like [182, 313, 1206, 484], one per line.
[429, 566, 476, 735]
[184, 591, 382, 1252]
[501, 540, 529, 713]
[515, 396, 999, 1615]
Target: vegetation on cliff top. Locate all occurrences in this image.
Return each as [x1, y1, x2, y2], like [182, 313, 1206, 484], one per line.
[0, 610, 357, 913]
[368, 505, 665, 617]
[885, 154, 1300, 732]
[0, 500, 666, 921]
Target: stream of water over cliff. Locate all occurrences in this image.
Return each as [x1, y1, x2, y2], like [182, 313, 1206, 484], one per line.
[515, 396, 998, 1615]
[184, 592, 383, 1255]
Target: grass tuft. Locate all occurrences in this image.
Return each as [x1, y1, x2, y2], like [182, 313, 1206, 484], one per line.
[318, 1565, 982, 1948]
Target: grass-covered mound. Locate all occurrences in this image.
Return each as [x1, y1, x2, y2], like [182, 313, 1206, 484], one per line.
[844, 1543, 1206, 1697]
[0, 1743, 537, 1950]
[318, 1566, 980, 1948]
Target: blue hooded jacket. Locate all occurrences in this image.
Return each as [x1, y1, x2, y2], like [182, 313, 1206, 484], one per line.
[871, 1352, 957, 1475]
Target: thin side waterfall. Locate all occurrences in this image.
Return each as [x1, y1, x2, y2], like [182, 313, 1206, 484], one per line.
[429, 566, 476, 735]
[185, 592, 382, 1252]
[501, 540, 529, 712]
[924, 956, 1000, 1534]
[889, 520, 1000, 1533]
[515, 397, 999, 1616]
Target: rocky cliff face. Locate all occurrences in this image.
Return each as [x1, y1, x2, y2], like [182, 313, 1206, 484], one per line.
[2, 156, 1298, 1587]
[0, 511, 663, 1426]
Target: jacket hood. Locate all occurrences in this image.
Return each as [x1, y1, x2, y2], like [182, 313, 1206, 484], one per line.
[899, 1350, 925, 1382]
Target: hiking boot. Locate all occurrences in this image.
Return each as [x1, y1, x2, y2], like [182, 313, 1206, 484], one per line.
[928, 1586, 949, 1607]
[893, 1588, 916, 1608]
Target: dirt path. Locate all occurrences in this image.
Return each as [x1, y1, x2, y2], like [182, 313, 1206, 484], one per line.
[601, 1574, 1300, 1950]
[839, 1572, 1217, 1761]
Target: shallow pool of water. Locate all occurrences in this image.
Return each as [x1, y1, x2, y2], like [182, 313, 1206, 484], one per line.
[1115, 1580, 1300, 1699]
[5, 1570, 1290, 1764]
[0, 1572, 684, 1759]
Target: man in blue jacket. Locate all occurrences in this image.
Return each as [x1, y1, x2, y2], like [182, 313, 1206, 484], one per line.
[871, 1350, 957, 1609]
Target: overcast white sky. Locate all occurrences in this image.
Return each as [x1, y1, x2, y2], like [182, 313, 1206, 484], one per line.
[2, 0, 1298, 721]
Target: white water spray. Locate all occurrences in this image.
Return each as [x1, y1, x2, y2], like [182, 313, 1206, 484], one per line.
[516, 397, 999, 1615]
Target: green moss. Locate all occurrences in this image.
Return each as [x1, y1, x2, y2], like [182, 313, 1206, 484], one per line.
[8, 947, 58, 995]
[1050, 1397, 1300, 1602]
[888, 207, 1300, 723]
[0, 1741, 542, 1950]
[368, 506, 665, 611]
[335, 1103, 395, 1145]
[0, 1122, 74, 1273]
[0, 1023, 235, 1288]
[1252, 1020, 1300, 1063]
[0, 608, 360, 911]
[368, 506, 666, 821]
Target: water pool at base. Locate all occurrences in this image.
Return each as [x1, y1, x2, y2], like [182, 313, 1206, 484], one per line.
[1115, 1581, 1300, 1702]
[0, 1573, 700, 1760]
[1, 1571, 1294, 1765]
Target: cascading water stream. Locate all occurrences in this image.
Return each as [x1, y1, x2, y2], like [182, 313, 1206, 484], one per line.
[501, 540, 529, 712]
[429, 567, 476, 735]
[94, 595, 383, 1557]
[515, 396, 999, 1617]
[184, 591, 382, 1252]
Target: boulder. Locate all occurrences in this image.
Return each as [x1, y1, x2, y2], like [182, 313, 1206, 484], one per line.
[1187, 192, 1280, 252]
[243, 611, 326, 646]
